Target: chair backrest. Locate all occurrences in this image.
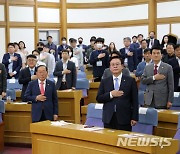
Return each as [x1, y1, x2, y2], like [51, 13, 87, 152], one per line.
[0, 100, 5, 114]
[0, 113, 2, 123]
[7, 79, 22, 90]
[85, 103, 104, 127]
[76, 79, 89, 89]
[132, 107, 158, 135]
[138, 90, 144, 106]
[6, 89, 16, 101]
[172, 92, 180, 107]
[77, 71, 86, 79]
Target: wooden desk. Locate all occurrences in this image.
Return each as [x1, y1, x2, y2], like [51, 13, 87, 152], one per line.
[4, 90, 82, 144]
[81, 107, 180, 138]
[30, 121, 178, 154]
[154, 110, 180, 138]
[88, 82, 100, 103]
[0, 122, 4, 152]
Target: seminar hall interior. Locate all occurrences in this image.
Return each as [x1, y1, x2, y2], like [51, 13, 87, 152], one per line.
[0, 0, 180, 153]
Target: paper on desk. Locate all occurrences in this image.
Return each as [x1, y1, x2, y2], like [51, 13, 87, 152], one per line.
[51, 120, 72, 126]
[80, 127, 104, 132]
[13, 102, 28, 105]
[174, 92, 180, 97]
[118, 133, 144, 138]
[9, 78, 16, 83]
[156, 109, 165, 112]
[95, 103, 103, 110]
[139, 107, 148, 114]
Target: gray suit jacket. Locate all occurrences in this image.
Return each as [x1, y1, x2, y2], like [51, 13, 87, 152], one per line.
[141, 62, 174, 108]
[53, 60, 77, 90]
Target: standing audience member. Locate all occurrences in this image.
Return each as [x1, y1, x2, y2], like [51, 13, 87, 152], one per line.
[136, 39, 148, 64]
[97, 56, 138, 131]
[162, 43, 175, 63]
[120, 37, 137, 72]
[46, 36, 58, 61]
[0, 63, 7, 98]
[131, 36, 140, 50]
[53, 50, 76, 90]
[57, 37, 69, 59]
[89, 37, 109, 82]
[32, 50, 46, 66]
[137, 34, 144, 47]
[146, 31, 160, 49]
[19, 54, 37, 102]
[161, 35, 169, 55]
[169, 44, 180, 92]
[19, 41, 29, 57]
[86, 36, 96, 61]
[77, 37, 88, 64]
[141, 46, 174, 109]
[108, 42, 117, 55]
[25, 65, 58, 123]
[2, 43, 22, 79]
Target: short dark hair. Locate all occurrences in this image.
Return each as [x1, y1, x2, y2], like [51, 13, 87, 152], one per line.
[36, 65, 48, 72]
[61, 37, 67, 41]
[149, 31, 155, 35]
[62, 49, 69, 54]
[138, 34, 143, 38]
[132, 36, 137, 39]
[32, 50, 40, 55]
[151, 46, 162, 54]
[95, 37, 104, 43]
[19, 41, 26, 49]
[47, 36, 52, 39]
[144, 48, 151, 54]
[109, 56, 123, 64]
[78, 37, 83, 40]
[69, 38, 77, 43]
[140, 39, 147, 44]
[13, 42, 19, 47]
[7, 43, 15, 48]
[111, 51, 121, 57]
[37, 42, 45, 47]
[166, 43, 175, 49]
[90, 36, 96, 42]
[174, 44, 180, 50]
[27, 54, 37, 59]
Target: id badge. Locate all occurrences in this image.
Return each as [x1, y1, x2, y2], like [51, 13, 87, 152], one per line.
[96, 61, 102, 67]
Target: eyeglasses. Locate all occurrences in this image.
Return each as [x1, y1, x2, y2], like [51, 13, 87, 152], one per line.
[110, 63, 121, 67]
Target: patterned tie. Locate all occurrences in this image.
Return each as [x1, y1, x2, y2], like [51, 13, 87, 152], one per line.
[154, 65, 158, 75]
[40, 82, 45, 95]
[114, 78, 119, 90]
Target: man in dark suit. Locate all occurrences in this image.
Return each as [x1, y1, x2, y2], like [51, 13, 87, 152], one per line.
[53, 49, 77, 90]
[120, 37, 137, 72]
[162, 43, 175, 63]
[57, 37, 69, 59]
[96, 57, 138, 131]
[25, 65, 58, 123]
[0, 63, 7, 98]
[18, 54, 37, 102]
[146, 31, 160, 49]
[89, 37, 109, 82]
[136, 39, 148, 64]
[131, 36, 140, 50]
[169, 44, 180, 92]
[2, 43, 22, 79]
[46, 36, 58, 61]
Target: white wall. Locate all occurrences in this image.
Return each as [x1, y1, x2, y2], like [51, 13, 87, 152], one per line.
[68, 4, 148, 23]
[0, 5, 4, 21]
[157, 24, 169, 43]
[67, 0, 120, 3]
[38, 0, 60, 2]
[157, 1, 180, 18]
[172, 23, 180, 38]
[10, 28, 35, 54]
[9, 6, 34, 22]
[38, 8, 60, 23]
[68, 26, 148, 49]
[0, 28, 6, 62]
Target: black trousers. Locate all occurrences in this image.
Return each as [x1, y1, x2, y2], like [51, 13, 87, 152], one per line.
[59, 82, 67, 90]
[104, 112, 132, 131]
[39, 110, 46, 122]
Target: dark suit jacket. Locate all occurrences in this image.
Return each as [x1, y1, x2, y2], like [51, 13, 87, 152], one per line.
[136, 48, 144, 64]
[169, 57, 180, 92]
[57, 44, 69, 59]
[89, 50, 109, 78]
[146, 39, 160, 47]
[96, 75, 139, 125]
[46, 42, 58, 61]
[0, 63, 7, 94]
[119, 48, 137, 72]
[2, 53, 22, 79]
[24, 79, 58, 122]
[53, 60, 77, 90]
[18, 67, 36, 102]
[162, 54, 175, 63]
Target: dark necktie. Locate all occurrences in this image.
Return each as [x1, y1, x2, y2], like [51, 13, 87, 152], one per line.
[154, 65, 158, 75]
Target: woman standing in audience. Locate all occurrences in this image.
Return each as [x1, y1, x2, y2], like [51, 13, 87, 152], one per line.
[108, 42, 117, 55]
[161, 35, 169, 55]
[19, 41, 29, 58]
[0, 63, 7, 98]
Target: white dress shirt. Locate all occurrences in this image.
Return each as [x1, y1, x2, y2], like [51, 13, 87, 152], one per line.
[62, 60, 68, 82]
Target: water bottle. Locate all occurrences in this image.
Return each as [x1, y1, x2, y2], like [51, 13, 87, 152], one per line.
[7, 96, 11, 104]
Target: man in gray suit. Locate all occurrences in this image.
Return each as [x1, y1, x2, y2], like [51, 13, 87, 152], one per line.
[141, 46, 174, 109]
[53, 50, 76, 90]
